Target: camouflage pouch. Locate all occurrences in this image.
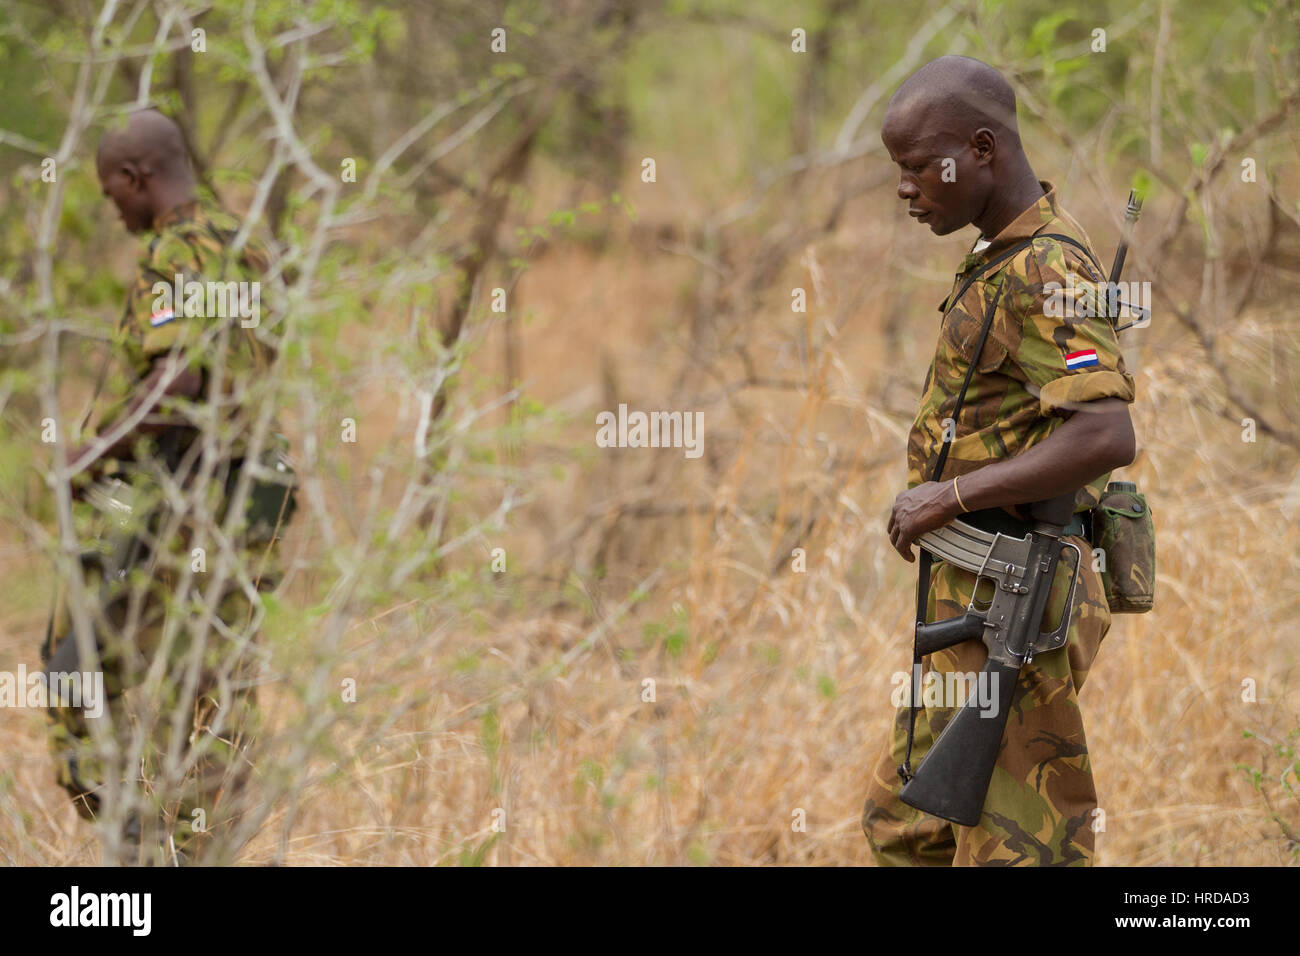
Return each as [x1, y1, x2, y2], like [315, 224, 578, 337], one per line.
[242, 433, 298, 546]
[1092, 480, 1155, 613]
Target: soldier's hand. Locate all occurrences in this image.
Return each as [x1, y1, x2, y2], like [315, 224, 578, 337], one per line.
[887, 481, 959, 562]
[66, 442, 90, 469]
[63, 442, 105, 501]
[64, 443, 89, 500]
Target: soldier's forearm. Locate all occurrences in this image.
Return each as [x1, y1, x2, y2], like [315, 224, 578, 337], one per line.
[80, 362, 204, 464]
[952, 399, 1135, 515]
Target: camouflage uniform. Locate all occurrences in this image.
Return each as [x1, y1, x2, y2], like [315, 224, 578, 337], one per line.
[44, 201, 291, 864]
[861, 183, 1135, 865]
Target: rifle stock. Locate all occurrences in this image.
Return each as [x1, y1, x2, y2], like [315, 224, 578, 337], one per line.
[898, 659, 1020, 826]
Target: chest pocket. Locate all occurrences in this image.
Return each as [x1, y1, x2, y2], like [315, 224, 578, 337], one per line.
[938, 279, 1008, 375]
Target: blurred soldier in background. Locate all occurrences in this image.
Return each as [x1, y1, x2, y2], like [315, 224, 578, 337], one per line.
[44, 108, 296, 865]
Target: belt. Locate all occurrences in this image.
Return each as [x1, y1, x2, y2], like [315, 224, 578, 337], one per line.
[960, 506, 1089, 541]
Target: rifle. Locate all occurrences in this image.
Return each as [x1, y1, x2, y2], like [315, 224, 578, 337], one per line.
[42, 476, 147, 672]
[897, 490, 1084, 826]
[1108, 190, 1149, 333]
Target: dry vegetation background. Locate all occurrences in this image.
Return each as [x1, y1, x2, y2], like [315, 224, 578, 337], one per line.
[1, 0, 1298, 865]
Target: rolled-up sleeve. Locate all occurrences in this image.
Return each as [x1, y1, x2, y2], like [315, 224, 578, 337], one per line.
[1003, 243, 1136, 417]
[127, 234, 205, 360]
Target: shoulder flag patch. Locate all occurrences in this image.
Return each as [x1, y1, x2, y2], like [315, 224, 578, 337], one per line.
[1064, 348, 1099, 369]
[149, 308, 175, 328]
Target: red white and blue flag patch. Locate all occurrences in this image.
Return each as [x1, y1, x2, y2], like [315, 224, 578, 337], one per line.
[1064, 348, 1099, 369]
[149, 308, 175, 328]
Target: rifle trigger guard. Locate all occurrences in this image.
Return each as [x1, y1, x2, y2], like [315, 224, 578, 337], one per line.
[1031, 538, 1083, 654]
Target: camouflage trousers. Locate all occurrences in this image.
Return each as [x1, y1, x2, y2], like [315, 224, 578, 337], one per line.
[861, 532, 1112, 866]
[42, 517, 280, 866]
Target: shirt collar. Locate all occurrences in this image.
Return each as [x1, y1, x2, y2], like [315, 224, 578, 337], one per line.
[957, 180, 1059, 274]
[153, 199, 201, 232]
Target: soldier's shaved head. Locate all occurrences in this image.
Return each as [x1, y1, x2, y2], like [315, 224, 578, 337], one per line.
[98, 109, 194, 183]
[883, 55, 1021, 148]
[96, 109, 197, 234]
[880, 56, 1043, 240]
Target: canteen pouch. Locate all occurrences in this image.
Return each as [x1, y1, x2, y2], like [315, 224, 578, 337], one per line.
[242, 433, 298, 545]
[220, 433, 298, 547]
[1092, 480, 1155, 613]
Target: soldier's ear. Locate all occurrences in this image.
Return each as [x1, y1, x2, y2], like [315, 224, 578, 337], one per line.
[971, 128, 996, 165]
[119, 160, 146, 192]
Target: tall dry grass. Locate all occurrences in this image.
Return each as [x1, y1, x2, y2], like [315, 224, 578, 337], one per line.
[3, 145, 1298, 868]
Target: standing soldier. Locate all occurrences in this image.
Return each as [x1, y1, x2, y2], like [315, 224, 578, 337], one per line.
[44, 108, 295, 865]
[860, 57, 1137, 866]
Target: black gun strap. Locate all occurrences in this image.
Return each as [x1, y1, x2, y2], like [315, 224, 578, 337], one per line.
[1038, 233, 1104, 278]
[898, 274, 1007, 783]
[896, 230, 1095, 784]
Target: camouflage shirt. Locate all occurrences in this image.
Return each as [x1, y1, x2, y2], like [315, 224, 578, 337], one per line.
[97, 200, 274, 464]
[906, 182, 1136, 513]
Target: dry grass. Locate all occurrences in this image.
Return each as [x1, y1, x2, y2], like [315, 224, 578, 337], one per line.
[2, 165, 1297, 867]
